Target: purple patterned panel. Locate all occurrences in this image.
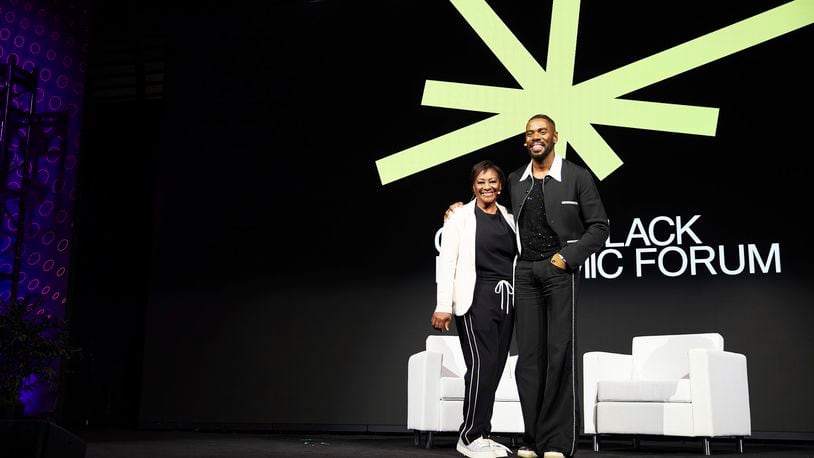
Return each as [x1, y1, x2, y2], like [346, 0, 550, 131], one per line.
[0, 0, 88, 416]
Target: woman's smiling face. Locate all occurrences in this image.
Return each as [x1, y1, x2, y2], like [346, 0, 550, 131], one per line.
[473, 168, 501, 207]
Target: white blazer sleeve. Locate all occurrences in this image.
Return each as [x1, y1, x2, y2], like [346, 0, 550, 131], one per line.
[435, 209, 464, 314]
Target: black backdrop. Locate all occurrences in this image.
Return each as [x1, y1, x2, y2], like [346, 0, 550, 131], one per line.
[132, 1, 813, 433]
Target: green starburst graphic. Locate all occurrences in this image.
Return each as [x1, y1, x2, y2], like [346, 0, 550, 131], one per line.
[375, 0, 814, 185]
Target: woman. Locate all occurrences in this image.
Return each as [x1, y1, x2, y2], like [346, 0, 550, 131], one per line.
[432, 160, 517, 458]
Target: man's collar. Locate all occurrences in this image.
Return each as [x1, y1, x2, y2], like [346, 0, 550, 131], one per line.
[520, 155, 563, 182]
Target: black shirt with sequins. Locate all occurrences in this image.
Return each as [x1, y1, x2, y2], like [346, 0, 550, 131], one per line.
[518, 177, 560, 261]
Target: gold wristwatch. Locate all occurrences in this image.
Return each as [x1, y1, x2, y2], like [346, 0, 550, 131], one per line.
[551, 252, 568, 270]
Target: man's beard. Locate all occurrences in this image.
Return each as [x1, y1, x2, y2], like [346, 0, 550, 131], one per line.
[529, 142, 554, 161]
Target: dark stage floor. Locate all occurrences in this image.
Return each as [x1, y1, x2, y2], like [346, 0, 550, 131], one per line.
[73, 428, 814, 458]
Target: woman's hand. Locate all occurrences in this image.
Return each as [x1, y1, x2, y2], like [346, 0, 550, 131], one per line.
[431, 312, 452, 331]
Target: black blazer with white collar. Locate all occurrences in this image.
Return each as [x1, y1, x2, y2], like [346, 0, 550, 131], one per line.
[507, 158, 609, 269]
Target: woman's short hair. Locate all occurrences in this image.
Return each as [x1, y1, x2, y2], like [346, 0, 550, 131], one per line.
[470, 160, 505, 189]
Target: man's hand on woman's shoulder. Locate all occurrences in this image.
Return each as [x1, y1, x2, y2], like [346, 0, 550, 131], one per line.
[443, 201, 465, 222]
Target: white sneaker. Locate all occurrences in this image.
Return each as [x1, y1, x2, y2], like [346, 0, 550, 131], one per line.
[457, 437, 498, 458]
[485, 438, 512, 457]
[543, 452, 565, 458]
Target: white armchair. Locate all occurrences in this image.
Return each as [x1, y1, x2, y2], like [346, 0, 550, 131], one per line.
[407, 335, 524, 448]
[583, 333, 751, 455]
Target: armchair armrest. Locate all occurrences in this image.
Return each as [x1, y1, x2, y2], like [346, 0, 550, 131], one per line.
[689, 349, 751, 437]
[582, 352, 633, 434]
[407, 350, 443, 430]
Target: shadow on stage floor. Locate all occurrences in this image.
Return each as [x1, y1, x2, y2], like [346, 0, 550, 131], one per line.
[72, 428, 814, 458]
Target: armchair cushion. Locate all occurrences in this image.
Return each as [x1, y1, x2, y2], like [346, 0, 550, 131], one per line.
[632, 333, 723, 380]
[494, 355, 520, 402]
[597, 379, 692, 402]
[427, 335, 467, 377]
[440, 377, 464, 400]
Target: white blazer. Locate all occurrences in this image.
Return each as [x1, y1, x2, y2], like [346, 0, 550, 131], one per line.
[435, 200, 516, 316]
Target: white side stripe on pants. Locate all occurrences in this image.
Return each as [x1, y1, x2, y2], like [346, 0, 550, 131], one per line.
[460, 314, 481, 444]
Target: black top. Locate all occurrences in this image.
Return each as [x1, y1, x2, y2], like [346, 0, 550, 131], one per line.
[475, 206, 516, 281]
[518, 176, 560, 261]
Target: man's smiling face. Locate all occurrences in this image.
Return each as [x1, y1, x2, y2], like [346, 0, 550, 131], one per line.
[525, 117, 557, 161]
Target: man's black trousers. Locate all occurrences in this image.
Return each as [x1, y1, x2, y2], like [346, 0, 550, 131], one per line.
[514, 258, 580, 457]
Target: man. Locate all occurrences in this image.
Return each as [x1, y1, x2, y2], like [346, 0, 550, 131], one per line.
[446, 114, 609, 458]
[509, 114, 608, 458]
